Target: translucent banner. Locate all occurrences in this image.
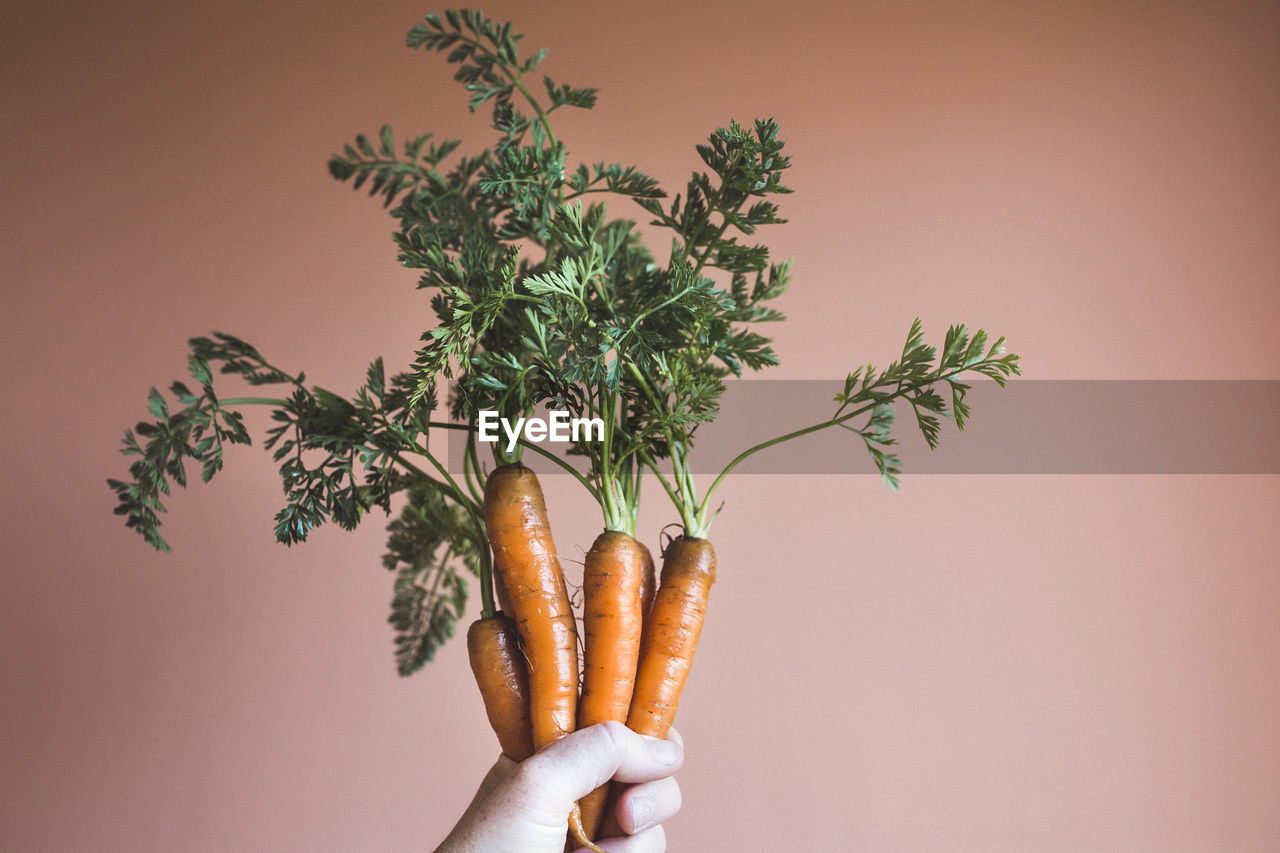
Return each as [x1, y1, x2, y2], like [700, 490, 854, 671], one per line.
[446, 380, 1280, 475]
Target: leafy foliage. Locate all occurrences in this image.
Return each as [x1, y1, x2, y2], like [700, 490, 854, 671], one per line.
[110, 8, 1021, 670]
[831, 319, 1021, 490]
[327, 127, 463, 209]
[108, 347, 257, 552]
[384, 475, 480, 675]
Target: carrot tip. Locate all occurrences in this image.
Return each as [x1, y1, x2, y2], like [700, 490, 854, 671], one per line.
[568, 803, 607, 853]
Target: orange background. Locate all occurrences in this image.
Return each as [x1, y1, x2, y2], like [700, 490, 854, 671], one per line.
[3, 1, 1279, 850]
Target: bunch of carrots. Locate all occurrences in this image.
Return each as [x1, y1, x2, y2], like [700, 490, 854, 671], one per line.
[475, 461, 701, 847]
[108, 10, 1020, 850]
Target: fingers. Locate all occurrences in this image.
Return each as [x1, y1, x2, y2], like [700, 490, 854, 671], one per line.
[513, 721, 683, 808]
[580, 728, 682, 851]
[608, 775, 681, 836]
[585, 824, 667, 852]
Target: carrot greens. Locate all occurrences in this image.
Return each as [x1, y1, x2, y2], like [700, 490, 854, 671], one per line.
[108, 8, 1020, 682]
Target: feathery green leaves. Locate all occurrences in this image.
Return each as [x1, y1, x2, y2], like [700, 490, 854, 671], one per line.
[383, 475, 479, 675]
[110, 9, 1021, 671]
[829, 319, 1022, 490]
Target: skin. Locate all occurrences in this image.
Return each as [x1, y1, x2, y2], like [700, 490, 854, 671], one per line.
[483, 463, 579, 748]
[433, 722, 684, 853]
[575, 531, 647, 840]
[466, 614, 535, 763]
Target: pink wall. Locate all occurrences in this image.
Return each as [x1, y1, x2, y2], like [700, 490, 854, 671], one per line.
[4, 1, 1278, 849]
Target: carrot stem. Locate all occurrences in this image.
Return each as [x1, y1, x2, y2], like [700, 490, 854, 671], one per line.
[692, 365, 1001, 532]
[462, 426, 485, 506]
[425, 420, 601, 502]
[218, 396, 289, 407]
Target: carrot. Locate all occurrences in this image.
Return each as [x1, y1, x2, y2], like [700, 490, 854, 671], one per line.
[635, 541, 656, 671]
[579, 532, 648, 728]
[573, 530, 647, 841]
[597, 535, 715, 840]
[493, 562, 517, 619]
[483, 462, 579, 749]
[577, 538, 654, 845]
[466, 614, 535, 762]
[626, 536, 715, 737]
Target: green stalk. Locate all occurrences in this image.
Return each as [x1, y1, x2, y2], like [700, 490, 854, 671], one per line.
[596, 387, 634, 535]
[462, 426, 485, 505]
[476, 540, 496, 620]
[691, 364, 1001, 533]
[426, 420, 599, 502]
[695, 414, 842, 531]
[637, 449, 682, 512]
[511, 79, 559, 152]
[219, 397, 289, 407]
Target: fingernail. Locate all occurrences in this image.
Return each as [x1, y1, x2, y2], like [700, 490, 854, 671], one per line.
[629, 795, 655, 830]
[648, 737, 681, 765]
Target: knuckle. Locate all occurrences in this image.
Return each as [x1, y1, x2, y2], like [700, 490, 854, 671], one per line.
[597, 719, 631, 747]
[573, 720, 627, 764]
[504, 754, 545, 791]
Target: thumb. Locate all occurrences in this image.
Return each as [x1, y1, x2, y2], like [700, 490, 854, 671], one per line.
[506, 721, 683, 810]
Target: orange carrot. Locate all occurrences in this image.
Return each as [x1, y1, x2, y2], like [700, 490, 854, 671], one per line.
[597, 535, 715, 840]
[626, 536, 715, 737]
[493, 561, 517, 619]
[466, 614, 535, 763]
[483, 463, 579, 749]
[574, 530, 647, 840]
[635, 540, 656, 672]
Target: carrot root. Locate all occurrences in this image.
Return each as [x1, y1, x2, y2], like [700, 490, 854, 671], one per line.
[568, 802, 608, 853]
[484, 463, 579, 750]
[597, 536, 715, 839]
[626, 536, 715, 738]
[466, 614, 535, 763]
[574, 530, 647, 839]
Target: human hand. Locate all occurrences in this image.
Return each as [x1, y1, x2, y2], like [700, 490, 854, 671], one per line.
[433, 721, 684, 853]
